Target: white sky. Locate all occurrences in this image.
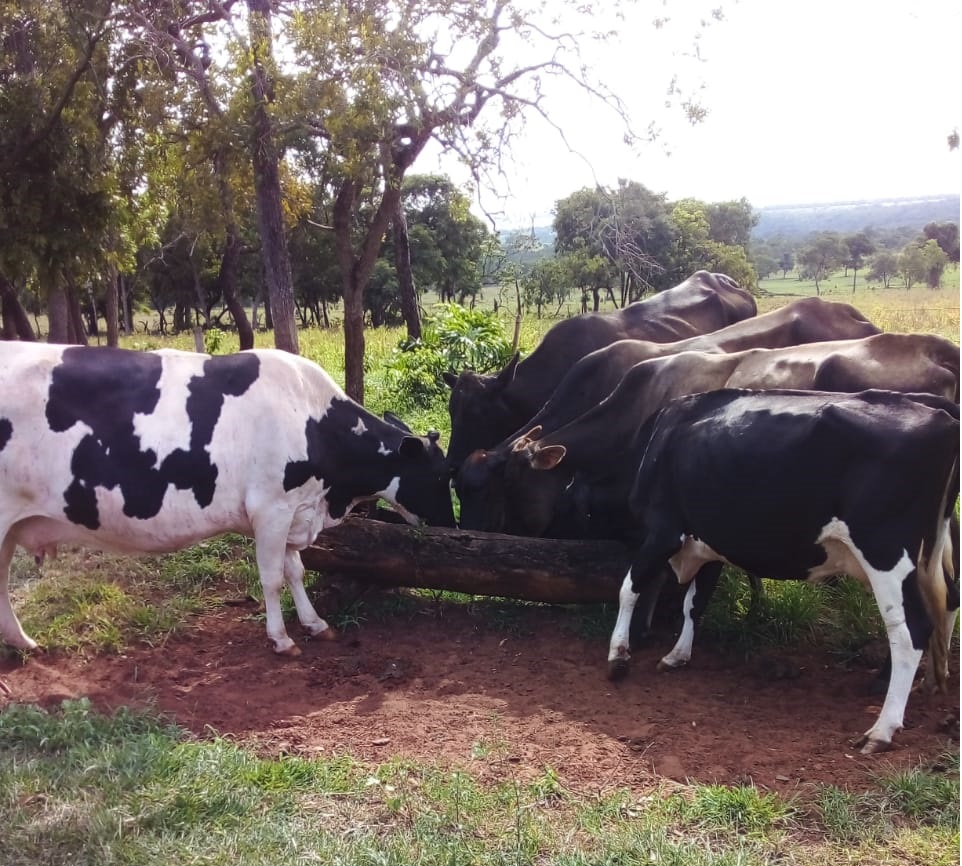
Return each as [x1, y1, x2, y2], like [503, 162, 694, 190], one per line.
[419, 0, 961, 228]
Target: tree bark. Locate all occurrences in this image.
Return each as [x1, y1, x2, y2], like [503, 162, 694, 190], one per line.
[393, 200, 421, 340]
[105, 265, 120, 346]
[247, 0, 298, 355]
[47, 284, 70, 343]
[0, 274, 36, 341]
[299, 517, 632, 604]
[65, 281, 88, 345]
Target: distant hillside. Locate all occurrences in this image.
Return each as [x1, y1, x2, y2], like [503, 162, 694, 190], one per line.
[753, 194, 959, 239]
[498, 194, 959, 255]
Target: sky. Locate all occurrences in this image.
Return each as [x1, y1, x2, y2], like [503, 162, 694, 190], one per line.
[419, 0, 960, 228]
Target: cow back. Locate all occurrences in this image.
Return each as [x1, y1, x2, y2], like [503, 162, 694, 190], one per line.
[446, 270, 754, 466]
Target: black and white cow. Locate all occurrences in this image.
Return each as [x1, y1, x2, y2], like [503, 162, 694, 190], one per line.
[604, 388, 959, 753]
[0, 343, 455, 656]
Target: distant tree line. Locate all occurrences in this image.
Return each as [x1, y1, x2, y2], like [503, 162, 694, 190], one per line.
[497, 182, 758, 317]
[751, 221, 960, 293]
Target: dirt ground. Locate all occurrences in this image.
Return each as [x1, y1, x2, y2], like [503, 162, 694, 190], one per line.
[1, 591, 958, 796]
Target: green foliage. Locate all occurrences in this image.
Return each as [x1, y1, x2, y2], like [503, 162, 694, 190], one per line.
[386, 303, 513, 409]
[681, 784, 793, 835]
[879, 760, 960, 826]
[204, 327, 228, 354]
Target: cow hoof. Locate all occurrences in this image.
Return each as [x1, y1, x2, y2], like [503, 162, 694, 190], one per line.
[656, 657, 686, 672]
[273, 640, 302, 657]
[314, 626, 338, 642]
[607, 657, 630, 681]
[853, 733, 892, 755]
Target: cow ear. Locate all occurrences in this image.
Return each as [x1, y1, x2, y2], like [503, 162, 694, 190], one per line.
[530, 445, 566, 471]
[442, 371, 459, 389]
[398, 435, 426, 458]
[383, 411, 413, 433]
[493, 353, 520, 390]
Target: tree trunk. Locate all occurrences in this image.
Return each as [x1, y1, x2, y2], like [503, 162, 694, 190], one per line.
[47, 285, 70, 343]
[0, 274, 36, 341]
[66, 281, 88, 345]
[120, 274, 133, 334]
[247, 0, 298, 355]
[300, 517, 631, 604]
[393, 200, 421, 340]
[105, 266, 120, 347]
[214, 148, 254, 350]
[218, 228, 254, 350]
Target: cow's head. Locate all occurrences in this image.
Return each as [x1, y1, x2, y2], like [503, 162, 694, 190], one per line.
[454, 448, 510, 532]
[385, 429, 457, 528]
[443, 353, 521, 471]
[496, 428, 576, 537]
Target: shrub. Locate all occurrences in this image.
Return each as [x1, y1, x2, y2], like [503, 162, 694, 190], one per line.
[386, 303, 514, 409]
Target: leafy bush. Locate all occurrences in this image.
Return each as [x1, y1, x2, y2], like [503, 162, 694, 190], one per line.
[386, 303, 514, 409]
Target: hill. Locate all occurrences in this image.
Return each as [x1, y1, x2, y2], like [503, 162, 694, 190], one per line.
[498, 194, 959, 255]
[753, 194, 959, 239]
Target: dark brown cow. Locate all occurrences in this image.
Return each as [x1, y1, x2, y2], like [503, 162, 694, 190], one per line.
[443, 271, 756, 468]
[455, 296, 882, 533]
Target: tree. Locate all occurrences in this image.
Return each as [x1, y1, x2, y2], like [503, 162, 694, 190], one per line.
[705, 198, 758, 249]
[797, 233, 842, 295]
[554, 182, 676, 305]
[286, 2, 643, 403]
[778, 250, 795, 278]
[898, 239, 947, 289]
[842, 232, 875, 293]
[400, 175, 491, 306]
[246, 0, 298, 353]
[520, 258, 572, 318]
[0, 1, 116, 342]
[866, 250, 899, 288]
[920, 239, 949, 288]
[923, 221, 960, 263]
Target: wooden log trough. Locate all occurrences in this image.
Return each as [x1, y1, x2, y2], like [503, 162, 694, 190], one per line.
[299, 515, 633, 605]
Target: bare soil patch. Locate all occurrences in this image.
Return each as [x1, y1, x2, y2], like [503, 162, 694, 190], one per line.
[2, 592, 958, 796]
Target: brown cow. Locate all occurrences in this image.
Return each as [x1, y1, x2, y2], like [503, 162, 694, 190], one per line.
[443, 271, 756, 468]
[456, 296, 882, 534]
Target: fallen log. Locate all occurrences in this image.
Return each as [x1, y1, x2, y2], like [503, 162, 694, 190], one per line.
[300, 516, 632, 604]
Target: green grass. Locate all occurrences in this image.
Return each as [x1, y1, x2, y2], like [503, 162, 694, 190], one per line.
[1, 700, 956, 866]
[3, 536, 259, 658]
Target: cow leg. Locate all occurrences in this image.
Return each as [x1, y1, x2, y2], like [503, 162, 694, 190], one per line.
[283, 549, 335, 641]
[607, 569, 638, 680]
[251, 530, 301, 655]
[654, 562, 722, 670]
[856, 553, 925, 754]
[656, 580, 697, 671]
[0, 535, 38, 651]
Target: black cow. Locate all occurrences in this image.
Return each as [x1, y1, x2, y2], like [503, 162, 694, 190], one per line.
[604, 388, 959, 754]
[0, 344, 455, 657]
[456, 296, 882, 532]
[443, 270, 756, 468]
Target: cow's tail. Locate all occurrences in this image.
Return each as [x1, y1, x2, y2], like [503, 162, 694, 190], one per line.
[920, 450, 959, 693]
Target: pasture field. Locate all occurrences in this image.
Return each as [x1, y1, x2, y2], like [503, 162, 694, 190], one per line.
[0, 275, 959, 865]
